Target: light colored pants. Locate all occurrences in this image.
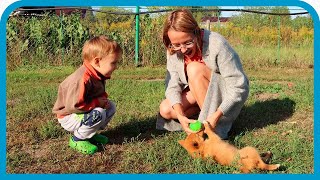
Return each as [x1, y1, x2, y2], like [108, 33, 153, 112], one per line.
[58, 101, 116, 140]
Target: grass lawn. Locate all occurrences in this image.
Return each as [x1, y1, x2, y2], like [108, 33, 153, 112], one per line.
[6, 65, 314, 173]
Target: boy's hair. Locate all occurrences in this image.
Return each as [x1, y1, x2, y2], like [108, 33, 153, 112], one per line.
[162, 9, 202, 55]
[82, 35, 122, 62]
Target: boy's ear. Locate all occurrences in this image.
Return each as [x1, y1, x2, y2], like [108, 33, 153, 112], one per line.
[93, 57, 101, 66]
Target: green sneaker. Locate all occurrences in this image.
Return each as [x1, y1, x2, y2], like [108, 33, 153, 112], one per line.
[89, 134, 109, 145]
[69, 136, 98, 155]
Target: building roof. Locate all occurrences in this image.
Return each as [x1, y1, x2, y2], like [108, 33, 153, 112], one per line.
[11, 6, 87, 18]
[201, 16, 230, 23]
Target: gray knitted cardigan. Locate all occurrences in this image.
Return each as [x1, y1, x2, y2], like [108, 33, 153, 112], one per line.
[163, 29, 249, 139]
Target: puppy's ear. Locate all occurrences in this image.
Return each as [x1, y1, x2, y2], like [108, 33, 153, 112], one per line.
[178, 140, 185, 147]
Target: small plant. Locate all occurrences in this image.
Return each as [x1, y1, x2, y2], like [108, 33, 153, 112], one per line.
[38, 120, 65, 140]
[7, 151, 33, 169]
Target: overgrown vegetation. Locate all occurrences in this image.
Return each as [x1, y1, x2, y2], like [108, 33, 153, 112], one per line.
[6, 6, 313, 70]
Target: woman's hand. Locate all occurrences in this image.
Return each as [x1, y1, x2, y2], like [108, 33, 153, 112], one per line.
[177, 114, 198, 134]
[206, 108, 223, 129]
[173, 103, 197, 134]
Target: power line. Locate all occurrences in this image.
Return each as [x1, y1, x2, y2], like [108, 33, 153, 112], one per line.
[12, 7, 309, 16]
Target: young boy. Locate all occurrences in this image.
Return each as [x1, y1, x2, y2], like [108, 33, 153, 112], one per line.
[52, 35, 122, 155]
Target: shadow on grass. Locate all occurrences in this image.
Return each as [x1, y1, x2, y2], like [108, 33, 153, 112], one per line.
[229, 97, 296, 139]
[102, 115, 168, 145]
[102, 98, 295, 144]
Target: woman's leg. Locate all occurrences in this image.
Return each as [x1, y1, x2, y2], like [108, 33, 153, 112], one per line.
[159, 88, 200, 120]
[186, 62, 212, 109]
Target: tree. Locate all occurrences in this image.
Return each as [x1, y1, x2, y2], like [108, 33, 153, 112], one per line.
[230, 6, 293, 29]
[145, 6, 220, 22]
[291, 15, 313, 30]
[95, 7, 133, 25]
[269, 6, 291, 27]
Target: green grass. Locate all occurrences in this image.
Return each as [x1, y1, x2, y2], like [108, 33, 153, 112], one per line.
[236, 46, 313, 69]
[6, 65, 313, 173]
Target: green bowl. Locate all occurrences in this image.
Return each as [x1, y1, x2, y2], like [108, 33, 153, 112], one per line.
[189, 120, 202, 131]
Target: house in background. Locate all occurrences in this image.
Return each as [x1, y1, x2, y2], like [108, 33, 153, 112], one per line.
[10, 6, 88, 18]
[200, 16, 230, 29]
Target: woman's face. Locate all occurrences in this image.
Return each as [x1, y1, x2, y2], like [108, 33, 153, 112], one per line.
[168, 29, 197, 59]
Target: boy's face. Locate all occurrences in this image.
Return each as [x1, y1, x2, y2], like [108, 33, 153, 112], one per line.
[93, 53, 121, 78]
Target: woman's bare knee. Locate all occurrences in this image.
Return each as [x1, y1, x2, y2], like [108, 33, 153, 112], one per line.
[159, 100, 174, 119]
[187, 62, 211, 82]
[186, 62, 204, 80]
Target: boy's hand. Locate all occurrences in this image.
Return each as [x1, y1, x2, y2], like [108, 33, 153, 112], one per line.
[104, 99, 110, 109]
[98, 97, 110, 109]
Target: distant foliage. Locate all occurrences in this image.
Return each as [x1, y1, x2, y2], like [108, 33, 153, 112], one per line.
[6, 7, 314, 70]
[6, 13, 90, 69]
[212, 22, 313, 47]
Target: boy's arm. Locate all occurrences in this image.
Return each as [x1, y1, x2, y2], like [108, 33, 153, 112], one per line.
[76, 98, 100, 111]
[61, 81, 88, 113]
[76, 78, 108, 111]
[76, 92, 108, 111]
[63, 80, 106, 113]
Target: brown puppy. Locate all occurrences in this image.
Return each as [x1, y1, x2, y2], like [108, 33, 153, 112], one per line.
[178, 121, 280, 173]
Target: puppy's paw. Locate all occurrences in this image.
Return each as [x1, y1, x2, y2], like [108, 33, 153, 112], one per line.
[203, 121, 210, 128]
[203, 121, 210, 133]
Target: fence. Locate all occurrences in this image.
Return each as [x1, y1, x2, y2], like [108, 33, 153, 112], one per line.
[6, 6, 313, 70]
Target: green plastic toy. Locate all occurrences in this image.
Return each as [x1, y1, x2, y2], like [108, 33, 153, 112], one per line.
[189, 120, 202, 131]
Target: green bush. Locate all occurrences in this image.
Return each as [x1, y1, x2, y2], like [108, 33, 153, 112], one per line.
[6, 9, 314, 70]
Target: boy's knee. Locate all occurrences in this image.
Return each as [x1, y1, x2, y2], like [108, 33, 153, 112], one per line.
[108, 101, 116, 111]
[82, 108, 106, 126]
[106, 101, 116, 118]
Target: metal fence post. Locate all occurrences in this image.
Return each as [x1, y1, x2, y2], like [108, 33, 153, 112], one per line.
[206, 19, 210, 30]
[135, 6, 140, 67]
[217, 11, 220, 32]
[59, 9, 64, 65]
[277, 15, 281, 65]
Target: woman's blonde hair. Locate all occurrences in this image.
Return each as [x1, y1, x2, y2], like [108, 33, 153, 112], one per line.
[82, 35, 122, 62]
[162, 9, 202, 55]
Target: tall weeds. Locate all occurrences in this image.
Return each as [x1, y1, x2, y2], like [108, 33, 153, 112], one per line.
[6, 12, 314, 70]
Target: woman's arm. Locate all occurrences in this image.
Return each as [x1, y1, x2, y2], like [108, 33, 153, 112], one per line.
[206, 108, 223, 128]
[164, 52, 185, 107]
[205, 33, 249, 127]
[216, 37, 249, 116]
